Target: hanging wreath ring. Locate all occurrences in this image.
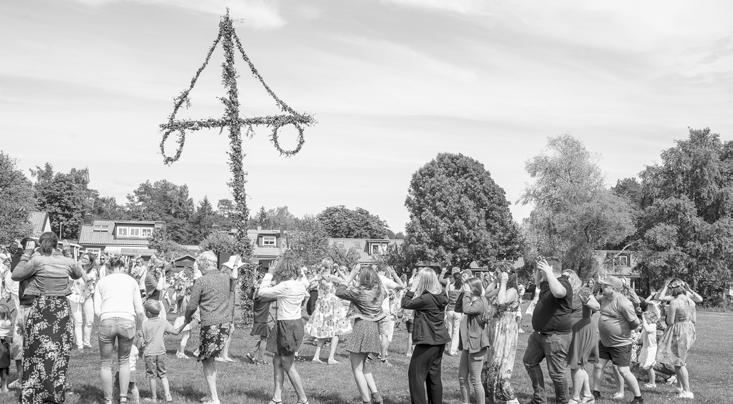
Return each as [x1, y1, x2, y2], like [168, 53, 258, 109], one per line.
[160, 128, 187, 165]
[270, 120, 305, 156]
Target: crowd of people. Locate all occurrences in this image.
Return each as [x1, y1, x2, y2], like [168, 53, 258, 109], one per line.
[0, 232, 702, 404]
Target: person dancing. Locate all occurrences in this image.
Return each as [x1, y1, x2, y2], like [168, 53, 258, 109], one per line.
[305, 261, 343, 365]
[258, 252, 310, 404]
[334, 264, 386, 404]
[402, 268, 451, 404]
[454, 277, 491, 404]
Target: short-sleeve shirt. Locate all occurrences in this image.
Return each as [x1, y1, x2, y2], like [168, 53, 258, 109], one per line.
[531, 275, 574, 333]
[145, 272, 160, 301]
[598, 292, 638, 347]
[142, 317, 175, 356]
[379, 275, 399, 315]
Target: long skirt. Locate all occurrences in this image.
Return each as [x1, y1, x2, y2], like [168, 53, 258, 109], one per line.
[483, 310, 519, 403]
[22, 295, 74, 404]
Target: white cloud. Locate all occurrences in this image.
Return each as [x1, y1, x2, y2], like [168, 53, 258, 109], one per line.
[381, 0, 485, 14]
[72, 0, 285, 29]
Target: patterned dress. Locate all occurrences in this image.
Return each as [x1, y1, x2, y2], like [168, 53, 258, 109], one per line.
[304, 279, 350, 338]
[22, 295, 74, 404]
[483, 292, 520, 403]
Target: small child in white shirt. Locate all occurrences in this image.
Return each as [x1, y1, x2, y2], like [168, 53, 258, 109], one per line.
[639, 302, 660, 388]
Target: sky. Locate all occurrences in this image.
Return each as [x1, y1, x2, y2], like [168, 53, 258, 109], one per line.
[2, 0, 733, 232]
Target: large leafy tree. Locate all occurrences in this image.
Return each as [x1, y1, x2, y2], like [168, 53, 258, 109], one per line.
[317, 205, 390, 238]
[636, 128, 733, 298]
[126, 180, 195, 243]
[32, 163, 96, 239]
[522, 136, 634, 278]
[89, 195, 128, 220]
[288, 215, 329, 266]
[405, 153, 522, 268]
[0, 152, 36, 243]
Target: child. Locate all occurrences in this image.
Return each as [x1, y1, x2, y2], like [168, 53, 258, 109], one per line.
[0, 304, 12, 392]
[639, 301, 660, 388]
[141, 300, 179, 402]
[246, 273, 275, 365]
[174, 287, 198, 359]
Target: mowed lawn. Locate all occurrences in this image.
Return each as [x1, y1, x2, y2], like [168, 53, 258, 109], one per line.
[2, 309, 731, 403]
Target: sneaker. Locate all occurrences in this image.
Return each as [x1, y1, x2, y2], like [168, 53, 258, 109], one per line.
[629, 396, 644, 404]
[643, 382, 656, 389]
[327, 358, 339, 365]
[176, 352, 190, 359]
[612, 391, 624, 400]
[568, 399, 581, 404]
[580, 396, 595, 404]
[666, 375, 677, 385]
[677, 391, 694, 399]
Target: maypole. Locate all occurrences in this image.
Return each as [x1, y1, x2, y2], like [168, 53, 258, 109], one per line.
[159, 9, 314, 258]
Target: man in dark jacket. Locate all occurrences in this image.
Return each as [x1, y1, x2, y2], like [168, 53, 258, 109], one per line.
[523, 257, 574, 404]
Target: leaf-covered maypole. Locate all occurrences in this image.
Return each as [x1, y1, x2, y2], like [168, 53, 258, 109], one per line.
[159, 9, 314, 260]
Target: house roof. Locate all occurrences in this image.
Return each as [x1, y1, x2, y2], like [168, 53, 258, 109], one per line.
[28, 211, 49, 237]
[78, 220, 158, 246]
[328, 238, 404, 263]
[173, 255, 196, 262]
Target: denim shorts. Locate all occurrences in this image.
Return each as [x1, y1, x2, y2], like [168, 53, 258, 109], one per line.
[98, 317, 136, 366]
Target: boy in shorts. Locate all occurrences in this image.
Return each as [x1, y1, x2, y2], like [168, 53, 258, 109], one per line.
[141, 300, 180, 402]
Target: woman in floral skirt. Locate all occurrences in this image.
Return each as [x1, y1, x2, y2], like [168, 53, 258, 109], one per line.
[483, 271, 520, 404]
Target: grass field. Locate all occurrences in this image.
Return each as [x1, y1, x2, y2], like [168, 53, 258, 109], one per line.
[1, 309, 731, 403]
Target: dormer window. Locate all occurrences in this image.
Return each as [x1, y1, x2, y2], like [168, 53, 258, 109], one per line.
[262, 236, 276, 247]
[117, 227, 128, 237]
[370, 243, 386, 255]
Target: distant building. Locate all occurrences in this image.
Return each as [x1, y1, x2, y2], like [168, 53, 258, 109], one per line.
[78, 219, 165, 257]
[593, 249, 641, 287]
[248, 228, 288, 270]
[327, 238, 404, 264]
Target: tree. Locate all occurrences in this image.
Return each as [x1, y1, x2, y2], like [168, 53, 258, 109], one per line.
[405, 153, 522, 268]
[215, 199, 235, 230]
[521, 136, 634, 278]
[190, 197, 216, 243]
[148, 228, 188, 261]
[636, 128, 733, 298]
[89, 194, 128, 220]
[288, 216, 329, 266]
[32, 163, 96, 239]
[248, 206, 299, 230]
[317, 206, 391, 238]
[0, 152, 36, 244]
[126, 180, 195, 243]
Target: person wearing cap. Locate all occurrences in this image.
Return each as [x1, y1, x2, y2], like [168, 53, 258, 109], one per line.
[140, 299, 180, 402]
[176, 251, 241, 404]
[523, 257, 574, 404]
[591, 276, 643, 404]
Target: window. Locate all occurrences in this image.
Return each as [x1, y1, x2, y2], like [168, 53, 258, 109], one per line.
[262, 236, 276, 247]
[141, 228, 153, 238]
[129, 228, 140, 237]
[116, 226, 128, 237]
[370, 243, 386, 255]
[92, 224, 109, 232]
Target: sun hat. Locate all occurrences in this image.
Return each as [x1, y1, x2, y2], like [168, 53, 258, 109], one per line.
[222, 254, 244, 270]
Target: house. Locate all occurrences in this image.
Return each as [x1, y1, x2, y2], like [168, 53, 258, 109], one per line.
[593, 249, 641, 287]
[328, 238, 404, 264]
[78, 220, 165, 258]
[27, 211, 52, 237]
[248, 229, 287, 270]
[172, 254, 196, 272]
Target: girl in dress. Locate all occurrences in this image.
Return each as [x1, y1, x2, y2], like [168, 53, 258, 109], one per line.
[305, 263, 343, 364]
[334, 265, 386, 404]
[656, 279, 696, 399]
[483, 270, 520, 404]
[638, 301, 660, 388]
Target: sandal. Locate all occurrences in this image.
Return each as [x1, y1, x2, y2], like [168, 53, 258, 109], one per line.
[268, 400, 282, 404]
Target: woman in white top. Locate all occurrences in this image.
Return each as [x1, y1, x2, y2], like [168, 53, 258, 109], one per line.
[258, 252, 310, 404]
[94, 256, 145, 404]
[68, 252, 98, 350]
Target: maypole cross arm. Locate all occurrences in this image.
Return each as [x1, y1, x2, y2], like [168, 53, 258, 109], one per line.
[159, 9, 315, 165]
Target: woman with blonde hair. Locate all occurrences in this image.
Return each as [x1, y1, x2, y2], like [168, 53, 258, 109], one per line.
[401, 268, 451, 404]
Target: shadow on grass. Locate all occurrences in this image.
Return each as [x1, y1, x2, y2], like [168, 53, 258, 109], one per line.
[69, 383, 105, 404]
